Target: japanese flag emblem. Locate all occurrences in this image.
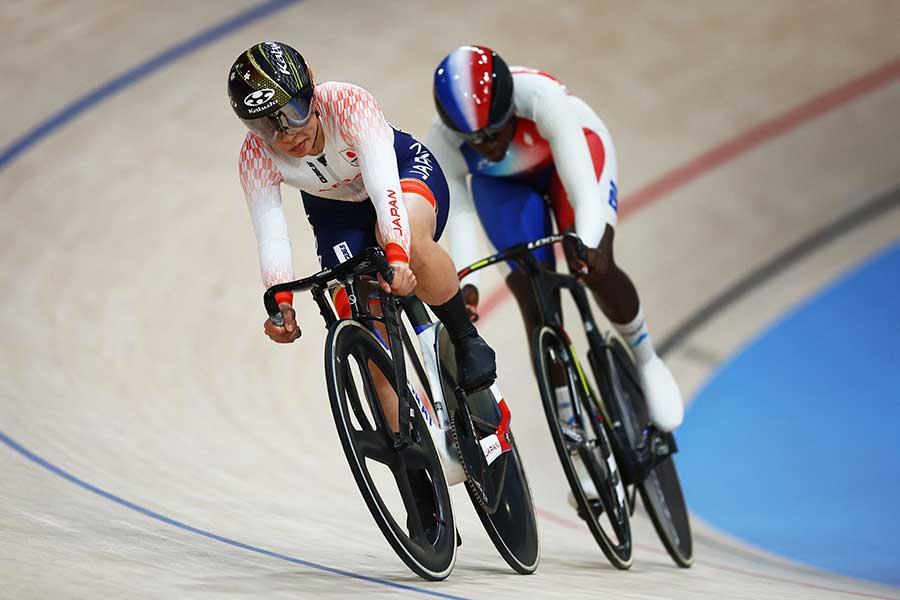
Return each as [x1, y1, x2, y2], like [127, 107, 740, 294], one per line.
[339, 148, 360, 167]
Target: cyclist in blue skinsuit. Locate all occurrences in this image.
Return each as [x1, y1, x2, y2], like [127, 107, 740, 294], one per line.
[427, 45, 684, 433]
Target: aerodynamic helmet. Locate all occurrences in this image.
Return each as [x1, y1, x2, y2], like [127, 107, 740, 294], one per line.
[433, 45, 514, 141]
[228, 42, 315, 140]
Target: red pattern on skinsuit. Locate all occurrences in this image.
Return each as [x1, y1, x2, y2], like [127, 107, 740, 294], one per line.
[238, 81, 414, 315]
[239, 134, 283, 195]
[316, 84, 391, 153]
[239, 134, 294, 293]
[315, 82, 410, 262]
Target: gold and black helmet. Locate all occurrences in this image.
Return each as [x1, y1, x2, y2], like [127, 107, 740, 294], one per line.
[227, 42, 315, 139]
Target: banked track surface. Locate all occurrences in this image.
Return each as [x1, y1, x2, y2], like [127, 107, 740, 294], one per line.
[2, 1, 900, 598]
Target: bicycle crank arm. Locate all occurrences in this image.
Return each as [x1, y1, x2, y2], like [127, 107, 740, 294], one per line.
[635, 428, 679, 480]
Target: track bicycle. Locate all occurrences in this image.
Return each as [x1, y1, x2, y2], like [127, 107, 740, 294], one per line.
[264, 247, 540, 580]
[459, 232, 693, 569]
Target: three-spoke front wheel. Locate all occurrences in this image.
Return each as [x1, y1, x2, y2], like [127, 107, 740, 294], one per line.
[325, 320, 457, 581]
[533, 326, 633, 569]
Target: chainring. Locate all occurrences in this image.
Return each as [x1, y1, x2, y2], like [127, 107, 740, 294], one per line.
[449, 391, 506, 514]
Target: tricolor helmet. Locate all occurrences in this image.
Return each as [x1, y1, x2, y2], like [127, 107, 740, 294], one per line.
[433, 45, 514, 139]
[227, 42, 315, 140]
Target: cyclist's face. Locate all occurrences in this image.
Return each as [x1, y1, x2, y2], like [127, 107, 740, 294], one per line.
[270, 113, 322, 157]
[468, 117, 517, 163]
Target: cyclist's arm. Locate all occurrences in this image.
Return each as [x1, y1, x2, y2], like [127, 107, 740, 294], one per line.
[239, 134, 295, 306]
[425, 119, 483, 285]
[324, 83, 411, 265]
[530, 82, 611, 247]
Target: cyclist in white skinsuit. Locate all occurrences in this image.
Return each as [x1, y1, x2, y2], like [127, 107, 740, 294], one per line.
[230, 42, 497, 394]
[427, 46, 684, 433]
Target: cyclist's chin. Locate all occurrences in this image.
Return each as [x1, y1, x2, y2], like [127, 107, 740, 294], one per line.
[480, 147, 508, 163]
[286, 141, 311, 157]
[274, 138, 311, 157]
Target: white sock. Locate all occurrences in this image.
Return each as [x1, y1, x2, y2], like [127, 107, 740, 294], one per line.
[611, 305, 656, 367]
[555, 386, 574, 425]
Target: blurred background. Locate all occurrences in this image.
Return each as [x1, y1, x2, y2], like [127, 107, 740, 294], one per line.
[2, 1, 899, 597]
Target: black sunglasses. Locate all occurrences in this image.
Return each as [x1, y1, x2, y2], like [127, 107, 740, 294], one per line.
[459, 104, 515, 145]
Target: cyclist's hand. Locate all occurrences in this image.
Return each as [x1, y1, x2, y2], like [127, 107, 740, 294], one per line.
[462, 283, 480, 322]
[264, 302, 301, 343]
[570, 247, 600, 279]
[378, 262, 416, 296]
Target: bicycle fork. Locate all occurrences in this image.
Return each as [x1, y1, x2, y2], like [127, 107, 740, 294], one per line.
[560, 334, 628, 508]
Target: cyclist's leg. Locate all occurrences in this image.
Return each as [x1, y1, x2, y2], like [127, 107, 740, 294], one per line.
[301, 191, 401, 430]
[548, 124, 683, 431]
[470, 174, 557, 353]
[329, 285, 400, 432]
[386, 132, 496, 392]
[395, 186, 453, 306]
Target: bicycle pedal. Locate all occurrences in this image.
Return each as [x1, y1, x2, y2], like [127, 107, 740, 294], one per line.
[576, 498, 604, 522]
[559, 422, 585, 444]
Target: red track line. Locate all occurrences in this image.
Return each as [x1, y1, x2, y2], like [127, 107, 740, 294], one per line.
[475, 55, 900, 320]
[503, 56, 900, 597]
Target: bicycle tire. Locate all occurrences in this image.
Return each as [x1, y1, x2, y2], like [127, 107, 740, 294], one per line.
[534, 325, 633, 569]
[325, 320, 457, 581]
[600, 336, 694, 567]
[436, 326, 540, 575]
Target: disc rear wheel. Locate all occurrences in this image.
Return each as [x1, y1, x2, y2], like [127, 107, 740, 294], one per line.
[601, 336, 693, 567]
[439, 327, 540, 574]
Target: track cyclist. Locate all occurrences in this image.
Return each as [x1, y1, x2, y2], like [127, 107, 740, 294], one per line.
[427, 45, 684, 435]
[228, 42, 498, 395]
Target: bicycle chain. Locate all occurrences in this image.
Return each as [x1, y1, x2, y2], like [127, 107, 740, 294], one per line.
[449, 405, 491, 511]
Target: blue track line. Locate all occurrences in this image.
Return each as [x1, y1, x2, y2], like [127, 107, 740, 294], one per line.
[1, 431, 469, 599]
[0, 0, 297, 170]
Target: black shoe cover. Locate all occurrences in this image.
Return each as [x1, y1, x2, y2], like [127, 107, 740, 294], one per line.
[455, 334, 497, 393]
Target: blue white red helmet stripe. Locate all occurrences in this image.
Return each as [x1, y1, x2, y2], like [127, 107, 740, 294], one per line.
[434, 45, 494, 133]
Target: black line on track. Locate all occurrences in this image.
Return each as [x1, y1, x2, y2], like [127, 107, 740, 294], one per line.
[658, 184, 900, 357]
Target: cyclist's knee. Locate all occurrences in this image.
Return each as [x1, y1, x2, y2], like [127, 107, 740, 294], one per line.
[584, 251, 614, 283]
[408, 223, 440, 272]
[405, 192, 437, 241]
[408, 238, 443, 280]
[506, 268, 543, 336]
[583, 225, 616, 283]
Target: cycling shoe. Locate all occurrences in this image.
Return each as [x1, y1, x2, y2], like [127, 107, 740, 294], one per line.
[455, 334, 497, 393]
[639, 356, 684, 432]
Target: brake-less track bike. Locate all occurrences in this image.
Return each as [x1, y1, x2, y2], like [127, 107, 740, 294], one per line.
[264, 247, 540, 580]
[458, 232, 693, 569]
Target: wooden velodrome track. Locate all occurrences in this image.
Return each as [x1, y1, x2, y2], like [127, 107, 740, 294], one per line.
[2, 1, 899, 598]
